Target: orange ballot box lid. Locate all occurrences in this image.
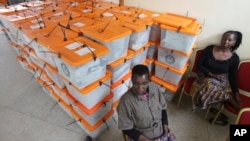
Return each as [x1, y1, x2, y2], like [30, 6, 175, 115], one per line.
[81, 22, 132, 43]
[116, 16, 153, 32]
[59, 16, 103, 33]
[50, 36, 109, 67]
[26, 23, 80, 48]
[154, 12, 196, 28]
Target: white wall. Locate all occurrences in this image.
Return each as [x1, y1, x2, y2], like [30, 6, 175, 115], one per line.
[104, 0, 250, 60]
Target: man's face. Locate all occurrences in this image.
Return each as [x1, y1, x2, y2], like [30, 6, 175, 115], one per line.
[132, 74, 150, 95]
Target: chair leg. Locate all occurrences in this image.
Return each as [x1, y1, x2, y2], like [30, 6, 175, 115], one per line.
[122, 132, 128, 141]
[211, 104, 224, 125]
[204, 105, 211, 120]
[177, 85, 185, 108]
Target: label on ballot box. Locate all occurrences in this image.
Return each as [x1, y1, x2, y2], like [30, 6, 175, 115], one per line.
[230, 125, 250, 141]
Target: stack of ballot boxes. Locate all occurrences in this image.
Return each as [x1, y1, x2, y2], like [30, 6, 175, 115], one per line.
[151, 12, 201, 101]
[0, 0, 203, 138]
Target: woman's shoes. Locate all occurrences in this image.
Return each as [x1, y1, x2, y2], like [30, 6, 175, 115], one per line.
[208, 107, 229, 126]
[192, 105, 207, 112]
[192, 105, 198, 112]
[209, 117, 228, 126]
[209, 107, 229, 120]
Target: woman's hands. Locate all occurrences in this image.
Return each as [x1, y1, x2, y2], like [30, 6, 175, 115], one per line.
[208, 72, 225, 81]
[228, 92, 242, 112]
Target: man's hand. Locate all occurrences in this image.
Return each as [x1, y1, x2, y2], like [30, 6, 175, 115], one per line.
[163, 125, 169, 136]
[138, 135, 153, 141]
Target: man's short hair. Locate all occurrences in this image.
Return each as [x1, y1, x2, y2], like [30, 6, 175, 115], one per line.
[132, 65, 150, 79]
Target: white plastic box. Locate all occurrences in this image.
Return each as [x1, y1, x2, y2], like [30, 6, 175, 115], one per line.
[63, 70, 112, 109]
[20, 33, 58, 68]
[155, 60, 189, 85]
[51, 37, 109, 89]
[157, 46, 194, 70]
[145, 58, 155, 75]
[48, 80, 70, 106]
[107, 50, 133, 83]
[102, 35, 130, 64]
[149, 23, 161, 42]
[115, 10, 154, 51]
[50, 89, 74, 119]
[41, 60, 65, 89]
[160, 23, 201, 54]
[20, 49, 32, 65]
[36, 77, 54, 97]
[29, 49, 44, 69]
[147, 42, 158, 59]
[129, 26, 151, 51]
[16, 56, 29, 71]
[72, 92, 113, 126]
[32, 63, 50, 82]
[151, 75, 184, 102]
[131, 43, 150, 68]
[9, 42, 22, 55]
[111, 72, 131, 103]
[23, 22, 80, 68]
[72, 109, 114, 139]
[81, 23, 132, 64]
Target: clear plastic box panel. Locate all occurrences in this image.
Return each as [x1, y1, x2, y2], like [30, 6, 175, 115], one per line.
[163, 90, 176, 102]
[131, 48, 148, 68]
[111, 78, 131, 102]
[54, 55, 107, 89]
[6, 30, 24, 45]
[157, 47, 190, 70]
[29, 54, 44, 70]
[146, 60, 154, 74]
[147, 44, 158, 59]
[75, 110, 114, 139]
[9, 42, 21, 55]
[51, 91, 74, 119]
[64, 78, 111, 109]
[44, 67, 65, 88]
[129, 27, 151, 51]
[17, 57, 29, 70]
[21, 33, 35, 46]
[58, 99, 74, 119]
[154, 82, 176, 102]
[149, 24, 161, 42]
[1, 16, 20, 33]
[51, 85, 70, 105]
[107, 59, 131, 83]
[24, 56, 32, 65]
[99, 35, 130, 64]
[72, 99, 112, 126]
[155, 63, 184, 85]
[160, 29, 197, 53]
[32, 43, 57, 68]
[42, 86, 51, 96]
[35, 69, 48, 82]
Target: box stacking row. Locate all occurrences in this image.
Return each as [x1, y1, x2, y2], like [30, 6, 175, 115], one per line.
[148, 12, 202, 101]
[0, 0, 202, 138]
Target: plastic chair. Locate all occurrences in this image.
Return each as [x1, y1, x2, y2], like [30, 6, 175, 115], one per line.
[235, 107, 250, 124]
[177, 48, 204, 107]
[210, 60, 250, 125]
[122, 132, 128, 141]
[224, 108, 250, 141]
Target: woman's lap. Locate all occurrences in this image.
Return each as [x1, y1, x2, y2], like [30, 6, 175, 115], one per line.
[190, 75, 229, 109]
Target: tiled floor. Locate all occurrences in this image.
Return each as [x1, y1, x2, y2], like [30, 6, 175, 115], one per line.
[0, 25, 236, 141]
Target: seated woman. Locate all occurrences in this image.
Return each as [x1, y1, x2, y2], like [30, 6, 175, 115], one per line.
[117, 65, 175, 141]
[190, 30, 242, 112]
